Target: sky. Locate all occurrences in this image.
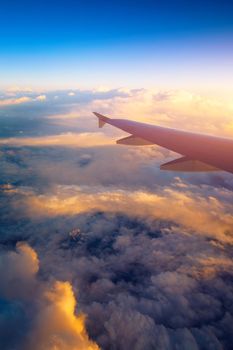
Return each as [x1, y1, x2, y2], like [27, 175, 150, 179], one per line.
[0, 0, 233, 92]
[0, 1, 233, 350]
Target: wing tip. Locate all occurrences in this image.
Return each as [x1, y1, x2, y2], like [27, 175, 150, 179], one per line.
[93, 112, 110, 128]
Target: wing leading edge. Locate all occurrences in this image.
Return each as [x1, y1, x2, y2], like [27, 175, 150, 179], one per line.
[93, 112, 233, 174]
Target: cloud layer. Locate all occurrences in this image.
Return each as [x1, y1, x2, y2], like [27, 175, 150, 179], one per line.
[0, 87, 233, 349]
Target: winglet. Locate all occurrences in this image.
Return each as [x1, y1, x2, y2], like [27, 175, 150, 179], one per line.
[93, 112, 110, 128]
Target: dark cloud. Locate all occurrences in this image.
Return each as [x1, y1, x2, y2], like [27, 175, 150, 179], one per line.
[59, 213, 233, 349]
[1, 204, 232, 349]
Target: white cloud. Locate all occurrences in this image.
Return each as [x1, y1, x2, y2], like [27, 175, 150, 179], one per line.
[36, 94, 46, 101]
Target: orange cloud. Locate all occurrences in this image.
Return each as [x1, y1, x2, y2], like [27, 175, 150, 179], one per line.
[28, 280, 100, 350]
[17, 184, 233, 244]
[0, 96, 31, 106]
[0, 242, 100, 350]
[194, 256, 233, 279]
[65, 89, 233, 137]
[0, 132, 114, 147]
[0, 93, 45, 105]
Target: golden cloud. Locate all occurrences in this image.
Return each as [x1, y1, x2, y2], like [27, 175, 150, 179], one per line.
[0, 132, 113, 147]
[2, 242, 100, 350]
[18, 185, 233, 244]
[0, 96, 32, 106]
[64, 89, 233, 137]
[28, 280, 100, 350]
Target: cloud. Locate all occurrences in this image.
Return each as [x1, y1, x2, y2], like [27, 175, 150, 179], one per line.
[65, 88, 233, 137]
[0, 132, 113, 147]
[12, 182, 233, 244]
[0, 242, 39, 299]
[3, 209, 232, 349]
[1, 180, 233, 349]
[0, 96, 32, 106]
[27, 280, 100, 350]
[36, 95, 46, 101]
[1, 87, 232, 144]
[5, 86, 33, 94]
[22, 211, 232, 350]
[0, 243, 100, 350]
[1, 86, 233, 349]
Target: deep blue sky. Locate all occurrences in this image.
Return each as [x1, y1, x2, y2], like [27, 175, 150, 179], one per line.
[0, 0, 233, 90]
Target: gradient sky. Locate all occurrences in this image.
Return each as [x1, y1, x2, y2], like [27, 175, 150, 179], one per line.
[1, 2, 233, 349]
[1, 0, 233, 91]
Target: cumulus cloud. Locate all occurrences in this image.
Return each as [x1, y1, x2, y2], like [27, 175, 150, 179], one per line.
[1, 204, 232, 349]
[63, 88, 233, 137]
[36, 95, 46, 101]
[0, 243, 100, 350]
[15, 183, 233, 244]
[0, 242, 39, 299]
[18, 211, 232, 350]
[1, 87, 232, 138]
[27, 280, 100, 350]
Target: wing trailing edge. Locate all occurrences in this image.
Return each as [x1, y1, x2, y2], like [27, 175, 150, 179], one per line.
[160, 156, 220, 172]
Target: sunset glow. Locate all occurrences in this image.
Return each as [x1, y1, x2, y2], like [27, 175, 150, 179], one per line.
[0, 1, 233, 349]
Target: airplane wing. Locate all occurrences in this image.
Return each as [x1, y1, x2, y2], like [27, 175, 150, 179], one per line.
[93, 112, 233, 174]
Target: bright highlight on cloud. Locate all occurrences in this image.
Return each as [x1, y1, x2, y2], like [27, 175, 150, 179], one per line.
[28, 280, 100, 350]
